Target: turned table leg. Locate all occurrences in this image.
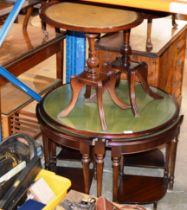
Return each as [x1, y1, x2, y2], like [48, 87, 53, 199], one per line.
[112, 156, 121, 201]
[80, 141, 91, 194]
[111, 147, 121, 201]
[168, 136, 179, 190]
[42, 134, 57, 170]
[95, 139, 105, 197]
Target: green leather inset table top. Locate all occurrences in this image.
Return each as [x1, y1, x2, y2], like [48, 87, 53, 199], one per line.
[43, 2, 142, 33]
[39, 81, 178, 137]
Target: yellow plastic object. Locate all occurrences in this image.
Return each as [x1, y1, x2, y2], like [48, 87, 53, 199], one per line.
[35, 169, 71, 210]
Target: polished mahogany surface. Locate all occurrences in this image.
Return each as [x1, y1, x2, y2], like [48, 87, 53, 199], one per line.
[37, 82, 181, 199]
[39, 81, 178, 138]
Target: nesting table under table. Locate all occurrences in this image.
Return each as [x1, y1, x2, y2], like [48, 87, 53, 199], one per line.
[37, 1, 182, 207]
[37, 81, 180, 206]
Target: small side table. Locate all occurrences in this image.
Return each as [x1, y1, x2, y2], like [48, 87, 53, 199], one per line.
[41, 2, 145, 130]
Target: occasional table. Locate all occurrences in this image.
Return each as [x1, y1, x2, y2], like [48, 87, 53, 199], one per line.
[41, 1, 146, 130]
[36, 81, 179, 200]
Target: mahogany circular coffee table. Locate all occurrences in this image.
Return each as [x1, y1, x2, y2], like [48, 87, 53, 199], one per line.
[37, 81, 179, 198]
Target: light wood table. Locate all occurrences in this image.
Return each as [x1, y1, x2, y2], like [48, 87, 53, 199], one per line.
[0, 24, 64, 139]
[80, 0, 187, 15]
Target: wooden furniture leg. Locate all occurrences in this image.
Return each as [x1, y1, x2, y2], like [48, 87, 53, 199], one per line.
[80, 141, 91, 194]
[58, 76, 84, 118]
[48, 140, 57, 170]
[112, 152, 121, 202]
[106, 73, 130, 109]
[172, 14, 177, 29]
[136, 62, 163, 99]
[146, 18, 153, 51]
[42, 134, 51, 169]
[95, 139, 105, 197]
[97, 82, 107, 131]
[109, 116, 183, 209]
[127, 68, 138, 116]
[23, 6, 33, 32]
[168, 135, 179, 190]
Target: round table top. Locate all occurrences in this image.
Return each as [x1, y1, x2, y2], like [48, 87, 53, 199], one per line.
[37, 81, 178, 139]
[42, 2, 142, 33]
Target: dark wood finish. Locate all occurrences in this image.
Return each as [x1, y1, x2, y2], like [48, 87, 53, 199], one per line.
[36, 81, 180, 201]
[111, 59, 162, 116]
[55, 167, 94, 193]
[96, 18, 187, 106]
[96, 19, 186, 204]
[39, 82, 179, 140]
[109, 116, 183, 207]
[57, 147, 82, 161]
[94, 139, 105, 196]
[41, 1, 143, 130]
[36, 110, 94, 194]
[124, 149, 165, 168]
[118, 175, 167, 206]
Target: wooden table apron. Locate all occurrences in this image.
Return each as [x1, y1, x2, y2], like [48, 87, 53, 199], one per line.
[36, 81, 179, 197]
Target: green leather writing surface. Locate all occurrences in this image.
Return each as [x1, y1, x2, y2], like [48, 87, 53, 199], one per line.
[42, 81, 177, 134]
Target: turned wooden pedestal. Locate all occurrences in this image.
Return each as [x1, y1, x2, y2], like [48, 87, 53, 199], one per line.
[96, 18, 187, 106]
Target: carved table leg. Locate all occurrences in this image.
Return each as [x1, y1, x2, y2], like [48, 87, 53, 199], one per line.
[128, 69, 138, 116]
[97, 82, 107, 131]
[136, 62, 163, 99]
[48, 140, 57, 171]
[95, 139, 105, 197]
[165, 142, 171, 180]
[84, 85, 92, 99]
[146, 18, 153, 51]
[42, 134, 56, 170]
[42, 134, 50, 169]
[58, 76, 84, 117]
[23, 6, 33, 32]
[80, 141, 91, 194]
[168, 136, 179, 190]
[106, 74, 130, 109]
[112, 156, 121, 201]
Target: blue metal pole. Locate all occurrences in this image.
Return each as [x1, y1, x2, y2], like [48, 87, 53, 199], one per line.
[0, 0, 25, 46]
[0, 0, 26, 141]
[66, 31, 86, 83]
[0, 67, 42, 102]
[0, 66, 42, 141]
